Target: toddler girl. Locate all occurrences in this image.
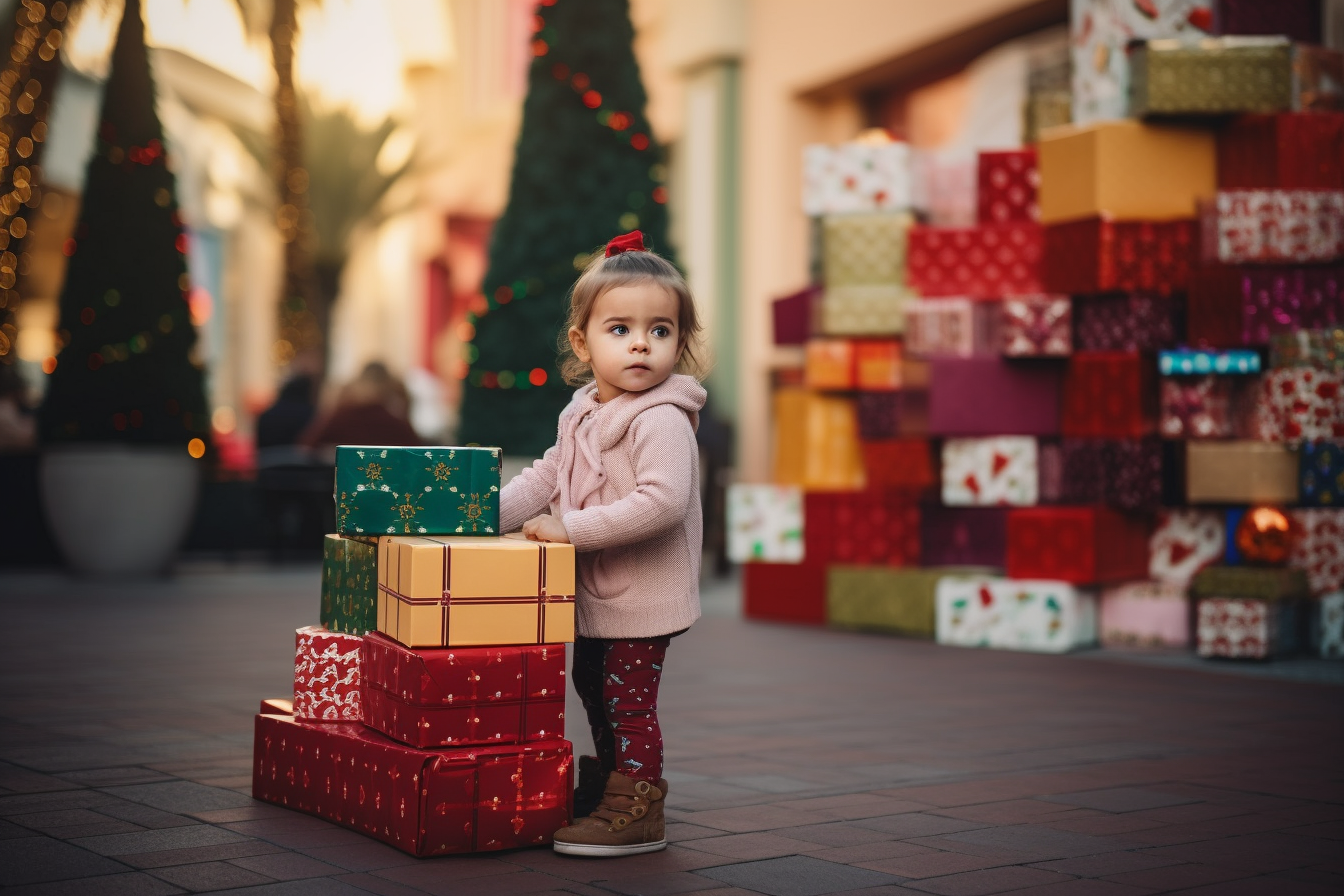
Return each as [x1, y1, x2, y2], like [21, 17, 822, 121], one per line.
[499, 231, 706, 857]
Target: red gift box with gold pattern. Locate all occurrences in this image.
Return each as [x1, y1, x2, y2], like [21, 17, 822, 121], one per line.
[1288, 509, 1344, 597]
[1218, 113, 1344, 190]
[1006, 506, 1151, 584]
[361, 634, 566, 749]
[743, 560, 826, 625]
[977, 149, 1039, 224]
[1062, 351, 1157, 438]
[804, 490, 921, 567]
[293, 627, 362, 722]
[861, 439, 935, 492]
[251, 712, 572, 856]
[1042, 218, 1193, 297]
[907, 223, 1043, 298]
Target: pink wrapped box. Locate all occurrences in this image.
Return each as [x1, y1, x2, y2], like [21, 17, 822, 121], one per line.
[1160, 376, 1239, 439]
[1000, 294, 1071, 357]
[1206, 190, 1344, 264]
[1288, 509, 1344, 597]
[1244, 368, 1344, 442]
[929, 357, 1062, 436]
[294, 626, 362, 722]
[907, 223, 1043, 299]
[1149, 510, 1225, 586]
[1100, 581, 1190, 649]
[940, 436, 1039, 507]
[1197, 597, 1296, 659]
[977, 149, 1038, 224]
[904, 298, 1001, 358]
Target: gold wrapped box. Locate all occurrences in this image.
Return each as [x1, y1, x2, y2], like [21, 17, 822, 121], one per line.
[1131, 38, 1344, 117]
[1185, 441, 1299, 505]
[819, 285, 909, 336]
[771, 388, 864, 490]
[822, 212, 913, 286]
[1038, 120, 1215, 224]
[377, 535, 575, 648]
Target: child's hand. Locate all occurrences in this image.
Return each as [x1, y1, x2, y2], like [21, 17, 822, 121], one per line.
[522, 514, 570, 544]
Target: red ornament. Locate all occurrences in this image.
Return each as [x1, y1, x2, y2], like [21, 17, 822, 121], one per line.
[1234, 506, 1298, 566]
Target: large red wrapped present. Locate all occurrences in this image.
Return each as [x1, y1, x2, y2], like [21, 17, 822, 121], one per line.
[1288, 509, 1344, 597]
[1000, 294, 1071, 357]
[1187, 263, 1344, 346]
[1006, 506, 1151, 584]
[1217, 113, 1344, 190]
[907, 222, 1043, 298]
[361, 634, 566, 749]
[293, 627, 362, 722]
[804, 490, 920, 567]
[1242, 368, 1344, 442]
[1073, 294, 1176, 352]
[1042, 218, 1193, 297]
[1061, 351, 1157, 438]
[977, 148, 1038, 224]
[929, 356, 1063, 436]
[743, 560, 826, 625]
[861, 439, 935, 492]
[252, 712, 572, 856]
[1205, 190, 1344, 264]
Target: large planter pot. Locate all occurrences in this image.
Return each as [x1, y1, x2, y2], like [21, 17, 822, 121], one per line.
[40, 444, 202, 576]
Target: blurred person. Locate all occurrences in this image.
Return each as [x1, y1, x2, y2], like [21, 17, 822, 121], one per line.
[0, 364, 36, 453]
[298, 361, 422, 455]
[255, 373, 317, 450]
[500, 232, 707, 857]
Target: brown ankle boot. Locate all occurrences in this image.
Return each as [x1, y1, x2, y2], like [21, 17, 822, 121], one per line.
[552, 771, 668, 856]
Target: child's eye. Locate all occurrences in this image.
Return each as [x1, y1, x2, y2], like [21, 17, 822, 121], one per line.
[652, 326, 670, 338]
[611, 325, 629, 336]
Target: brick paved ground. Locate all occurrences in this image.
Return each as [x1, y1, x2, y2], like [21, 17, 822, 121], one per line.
[2, 564, 1341, 895]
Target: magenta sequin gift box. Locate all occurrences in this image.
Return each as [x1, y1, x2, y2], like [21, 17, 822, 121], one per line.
[1241, 265, 1344, 344]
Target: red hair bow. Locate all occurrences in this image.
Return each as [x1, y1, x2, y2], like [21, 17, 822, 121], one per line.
[605, 230, 646, 257]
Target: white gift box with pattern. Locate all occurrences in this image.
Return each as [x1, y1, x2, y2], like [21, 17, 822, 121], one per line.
[727, 484, 804, 563]
[1148, 510, 1225, 586]
[1196, 598, 1293, 660]
[293, 626, 363, 721]
[1288, 509, 1344, 597]
[1211, 190, 1344, 264]
[941, 437, 1039, 506]
[936, 577, 1098, 653]
[803, 142, 913, 215]
[1318, 592, 1344, 659]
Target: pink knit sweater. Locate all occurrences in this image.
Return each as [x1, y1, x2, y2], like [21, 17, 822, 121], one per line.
[500, 374, 705, 639]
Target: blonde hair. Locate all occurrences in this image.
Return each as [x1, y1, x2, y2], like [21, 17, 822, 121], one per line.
[557, 247, 707, 386]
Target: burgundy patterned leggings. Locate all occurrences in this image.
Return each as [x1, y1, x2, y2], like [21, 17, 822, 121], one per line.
[572, 634, 669, 785]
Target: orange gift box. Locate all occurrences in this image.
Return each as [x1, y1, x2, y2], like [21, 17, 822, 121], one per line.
[804, 339, 856, 390]
[377, 535, 575, 648]
[855, 340, 903, 391]
[771, 388, 865, 490]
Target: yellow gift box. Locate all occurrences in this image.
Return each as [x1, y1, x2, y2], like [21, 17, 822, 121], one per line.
[1038, 120, 1215, 224]
[771, 388, 864, 490]
[377, 534, 575, 648]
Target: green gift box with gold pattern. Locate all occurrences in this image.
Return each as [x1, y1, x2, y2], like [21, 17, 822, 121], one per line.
[335, 446, 501, 536]
[321, 534, 378, 634]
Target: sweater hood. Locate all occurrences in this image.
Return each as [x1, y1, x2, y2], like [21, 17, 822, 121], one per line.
[568, 373, 706, 450]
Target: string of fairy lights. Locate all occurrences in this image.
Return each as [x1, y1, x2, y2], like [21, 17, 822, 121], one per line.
[460, 0, 668, 391]
[0, 0, 68, 361]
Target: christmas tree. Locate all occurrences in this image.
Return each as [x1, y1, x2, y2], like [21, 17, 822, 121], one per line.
[37, 0, 209, 453]
[458, 0, 672, 458]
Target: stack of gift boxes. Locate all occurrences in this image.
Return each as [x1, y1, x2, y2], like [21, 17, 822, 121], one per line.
[251, 446, 578, 856]
[735, 0, 1343, 661]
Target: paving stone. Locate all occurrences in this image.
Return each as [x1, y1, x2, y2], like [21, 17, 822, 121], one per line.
[678, 831, 842, 860]
[667, 822, 731, 843]
[1029, 851, 1183, 879]
[696, 855, 905, 896]
[118, 838, 288, 869]
[856, 813, 992, 839]
[298, 840, 424, 872]
[0, 789, 119, 816]
[148, 861, 274, 892]
[0, 837, 132, 886]
[902, 865, 1074, 895]
[0, 762, 83, 794]
[982, 880, 1154, 894]
[857, 851, 1016, 880]
[1101, 861, 1248, 890]
[777, 821, 904, 847]
[218, 816, 373, 849]
[58, 768, 177, 787]
[331, 872, 437, 896]
[228, 851, 347, 880]
[181, 880, 372, 896]
[1041, 789, 1198, 814]
[933, 824, 1128, 862]
[0, 818, 41, 839]
[679, 805, 832, 833]
[101, 781, 256, 814]
[0, 871, 188, 896]
[71, 824, 251, 857]
[594, 871, 749, 896]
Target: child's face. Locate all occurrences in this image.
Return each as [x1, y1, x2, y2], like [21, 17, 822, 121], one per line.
[569, 281, 682, 403]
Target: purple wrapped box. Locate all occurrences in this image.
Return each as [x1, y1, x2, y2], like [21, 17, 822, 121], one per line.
[1215, 0, 1321, 46]
[928, 357, 1063, 436]
[857, 391, 928, 440]
[1242, 266, 1344, 345]
[919, 505, 1008, 568]
[1074, 294, 1178, 352]
[772, 286, 820, 346]
[1059, 439, 1107, 504]
[1103, 438, 1165, 512]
